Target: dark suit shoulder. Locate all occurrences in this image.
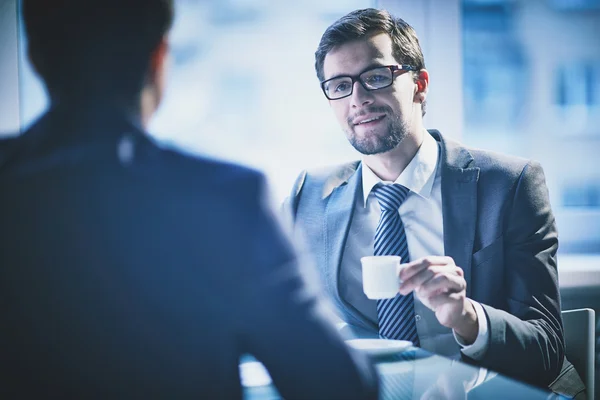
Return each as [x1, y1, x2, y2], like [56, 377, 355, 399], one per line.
[435, 130, 536, 183]
[0, 135, 19, 145]
[466, 145, 541, 188]
[158, 144, 261, 185]
[0, 135, 21, 171]
[469, 146, 530, 174]
[437, 132, 547, 206]
[148, 143, 265, 206]
[0, 135, 19, 156]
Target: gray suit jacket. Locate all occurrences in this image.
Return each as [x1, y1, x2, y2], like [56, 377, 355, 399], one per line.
[286, 130, 585, 396]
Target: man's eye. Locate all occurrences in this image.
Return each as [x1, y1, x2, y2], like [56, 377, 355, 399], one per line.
[364, 74, 388, 84]
[334, 81, 351, 93]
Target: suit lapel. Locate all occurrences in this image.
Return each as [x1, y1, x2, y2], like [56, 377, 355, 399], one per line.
[323, 162, 375, 328]
[432, 130, 479, 298]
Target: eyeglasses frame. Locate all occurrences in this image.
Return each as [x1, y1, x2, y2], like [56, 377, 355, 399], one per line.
[320, 64, 417, 100]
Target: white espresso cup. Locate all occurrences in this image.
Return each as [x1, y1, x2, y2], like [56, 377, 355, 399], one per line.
[360, 255, 403, 299]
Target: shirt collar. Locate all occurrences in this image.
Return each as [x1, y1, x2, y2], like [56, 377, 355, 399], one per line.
[361, 130, 439, 207]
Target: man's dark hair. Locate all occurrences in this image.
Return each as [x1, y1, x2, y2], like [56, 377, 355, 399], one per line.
[315, 8, 425, 81]
[22, 0, 175, 101]
[315, 8, 427, 115]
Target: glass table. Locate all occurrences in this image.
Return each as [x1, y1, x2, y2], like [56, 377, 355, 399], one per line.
[241, 346, 562, 400]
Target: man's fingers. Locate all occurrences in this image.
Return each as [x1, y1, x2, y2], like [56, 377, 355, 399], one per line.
[399, 256, 457, 281]
[399, 263, 463, 295]
[424, 291, 453, 311]
[415, 273, 466, 299]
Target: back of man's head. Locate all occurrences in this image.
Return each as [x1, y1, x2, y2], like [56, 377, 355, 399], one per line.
[22, 0, 174, 102]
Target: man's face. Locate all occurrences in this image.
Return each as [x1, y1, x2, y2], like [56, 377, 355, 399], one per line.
[322, 33, 419, 155]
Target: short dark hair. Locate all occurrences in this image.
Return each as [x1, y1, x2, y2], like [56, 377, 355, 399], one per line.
[315, 9, 427, 116]
[22, 0, 174, 100]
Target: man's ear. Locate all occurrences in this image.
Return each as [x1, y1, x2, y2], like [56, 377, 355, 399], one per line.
[141, 37, 170, 126]
[147, 36, 169, 89]
[414, 69, 429, 104]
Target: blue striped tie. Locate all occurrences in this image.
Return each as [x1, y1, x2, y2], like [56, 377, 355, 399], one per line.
[373, 184, 419, 346]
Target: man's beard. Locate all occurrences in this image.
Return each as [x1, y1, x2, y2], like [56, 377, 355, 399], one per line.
[345, 106, 409, 155]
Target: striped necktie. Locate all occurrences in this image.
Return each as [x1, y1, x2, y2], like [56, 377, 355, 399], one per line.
[373, 183, 419, 346]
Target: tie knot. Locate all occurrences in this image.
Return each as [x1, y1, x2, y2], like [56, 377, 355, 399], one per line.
[373, 184, 410, 211]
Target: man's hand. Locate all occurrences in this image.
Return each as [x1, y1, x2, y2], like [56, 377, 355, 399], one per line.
[398, 256, 478, 344]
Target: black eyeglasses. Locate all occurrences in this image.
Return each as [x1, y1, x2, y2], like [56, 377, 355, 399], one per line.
[320, 65, 416, 100]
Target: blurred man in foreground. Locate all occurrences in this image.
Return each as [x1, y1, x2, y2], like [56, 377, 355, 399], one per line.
[0, 1, 378, 398]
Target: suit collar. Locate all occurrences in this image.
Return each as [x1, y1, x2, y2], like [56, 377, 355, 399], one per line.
[1, 104, 156, 172]
[429, 129, 474, 169]
[361, 130, 439, 207]
[24, 103, 149, 145]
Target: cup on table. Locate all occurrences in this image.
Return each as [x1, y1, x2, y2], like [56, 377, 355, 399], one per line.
[360, 255, 403, 299]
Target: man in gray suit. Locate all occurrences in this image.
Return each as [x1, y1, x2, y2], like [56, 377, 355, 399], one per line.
[285, 8, 585, 398]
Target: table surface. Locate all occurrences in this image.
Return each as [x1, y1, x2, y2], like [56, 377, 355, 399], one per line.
[241, 345, 560, 400]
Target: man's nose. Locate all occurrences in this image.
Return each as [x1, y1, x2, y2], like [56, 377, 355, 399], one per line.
[350, 81, 374, 108]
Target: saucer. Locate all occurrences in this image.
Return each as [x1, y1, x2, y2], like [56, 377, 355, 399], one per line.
[345, 338, 412, 357]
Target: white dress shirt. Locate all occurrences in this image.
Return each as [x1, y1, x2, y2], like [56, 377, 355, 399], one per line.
[339, 131, 489, 359]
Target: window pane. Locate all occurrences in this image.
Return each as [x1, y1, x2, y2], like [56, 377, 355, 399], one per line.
[462, 0, 600, 254]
